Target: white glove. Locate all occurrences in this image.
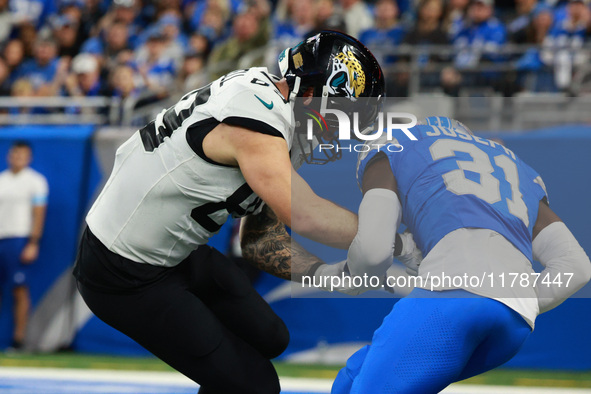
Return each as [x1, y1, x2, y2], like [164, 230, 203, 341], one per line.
[395, 230, 423, 276]
[314, 260, 382, 296]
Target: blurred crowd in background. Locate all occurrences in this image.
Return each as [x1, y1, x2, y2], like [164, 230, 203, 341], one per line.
[0, 0, 590, 109]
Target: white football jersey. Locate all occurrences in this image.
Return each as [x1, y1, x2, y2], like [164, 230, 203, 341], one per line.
[87, 68, 294, 267]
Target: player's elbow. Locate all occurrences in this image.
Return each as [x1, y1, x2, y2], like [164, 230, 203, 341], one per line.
[564, 247, 591, 292]
[577, 253, 591, 287]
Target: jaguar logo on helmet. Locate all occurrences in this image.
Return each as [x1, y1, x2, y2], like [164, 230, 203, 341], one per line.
[278, 30, 385, 165]
[329, 50, 366, 98]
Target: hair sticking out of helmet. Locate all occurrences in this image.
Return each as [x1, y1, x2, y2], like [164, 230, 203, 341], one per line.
[279, 30, 385, 165]
[419, 116, 474, 136]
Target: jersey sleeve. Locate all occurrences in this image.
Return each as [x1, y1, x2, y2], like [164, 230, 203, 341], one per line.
[32, 173, 49, 206]
[522, 160, 549, 204]
[216, 70, 293, 143]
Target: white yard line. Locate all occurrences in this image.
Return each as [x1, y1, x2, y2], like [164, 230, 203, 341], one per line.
[0, 367, 589, 393]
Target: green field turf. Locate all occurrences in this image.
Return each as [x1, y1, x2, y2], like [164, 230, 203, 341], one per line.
[1, 352, 590, 388]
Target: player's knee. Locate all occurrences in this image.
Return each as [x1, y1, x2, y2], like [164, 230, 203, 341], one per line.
[239, 360, 281, 394]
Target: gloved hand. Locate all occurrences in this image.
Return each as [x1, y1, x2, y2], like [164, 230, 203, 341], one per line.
[314, 260, 382, 296]
[395, 230, 423, 276]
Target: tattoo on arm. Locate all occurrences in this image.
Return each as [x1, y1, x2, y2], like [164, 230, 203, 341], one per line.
[241, 205, 325, 281]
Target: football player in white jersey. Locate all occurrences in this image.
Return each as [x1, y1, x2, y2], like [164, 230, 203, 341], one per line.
[74, 31, 385, 394]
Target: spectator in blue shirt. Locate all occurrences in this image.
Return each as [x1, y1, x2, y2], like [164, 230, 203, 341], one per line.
[453, 0, 507, 68]
[273, 0, 316, 47]
[359, 0, 406, 65]
[151, 12, 189, 68]
[10, 0, 56, 28]
[189, 0, 234, 43]
[444, 0, 470, 38]
[14, 37, 60, 94]
[441, 0, 508, 94]
[133, 30, 176, 99]
[91, 0, 142, 50]
[63, 53, 103, 97]
[540, 0, 591, 89]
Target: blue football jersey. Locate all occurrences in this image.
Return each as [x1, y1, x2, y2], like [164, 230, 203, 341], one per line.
[357, 123, 548, 261]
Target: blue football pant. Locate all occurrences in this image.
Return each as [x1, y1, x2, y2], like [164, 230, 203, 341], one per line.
[332, 288, 531, 394]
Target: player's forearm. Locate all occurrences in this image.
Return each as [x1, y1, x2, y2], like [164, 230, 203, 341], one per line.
[347, 189, 400, 277]
[291, 197, 358, 250]
[291, 168, 358, 249]
[29, 205, 47, 242]
[533, 222, 591, 313]
[240, 205, 325, 281]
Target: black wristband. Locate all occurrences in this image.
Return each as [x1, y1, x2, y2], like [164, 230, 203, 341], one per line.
[394, 233, 403, 256]
[306, 261, 325, 277]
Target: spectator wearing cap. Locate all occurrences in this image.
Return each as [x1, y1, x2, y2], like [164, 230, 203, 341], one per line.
[58, 0, 90, 48]
[337, 0, 374, 38]
[50, 14, 83, 58]
[133, 30, 176, 99]
[137, 11, 188, 68]
[63, 53, 104, 97]
[359, 0, 406, 65]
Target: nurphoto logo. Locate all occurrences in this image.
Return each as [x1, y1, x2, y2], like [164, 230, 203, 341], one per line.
[306, 100, 419, 142]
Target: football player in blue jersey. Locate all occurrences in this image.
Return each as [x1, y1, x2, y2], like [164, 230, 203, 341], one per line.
[327, 116, 591, 393]
[242, 115, 591, 393]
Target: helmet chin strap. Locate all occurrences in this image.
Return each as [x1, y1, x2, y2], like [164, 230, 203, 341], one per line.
[289, 76, 302, 103]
